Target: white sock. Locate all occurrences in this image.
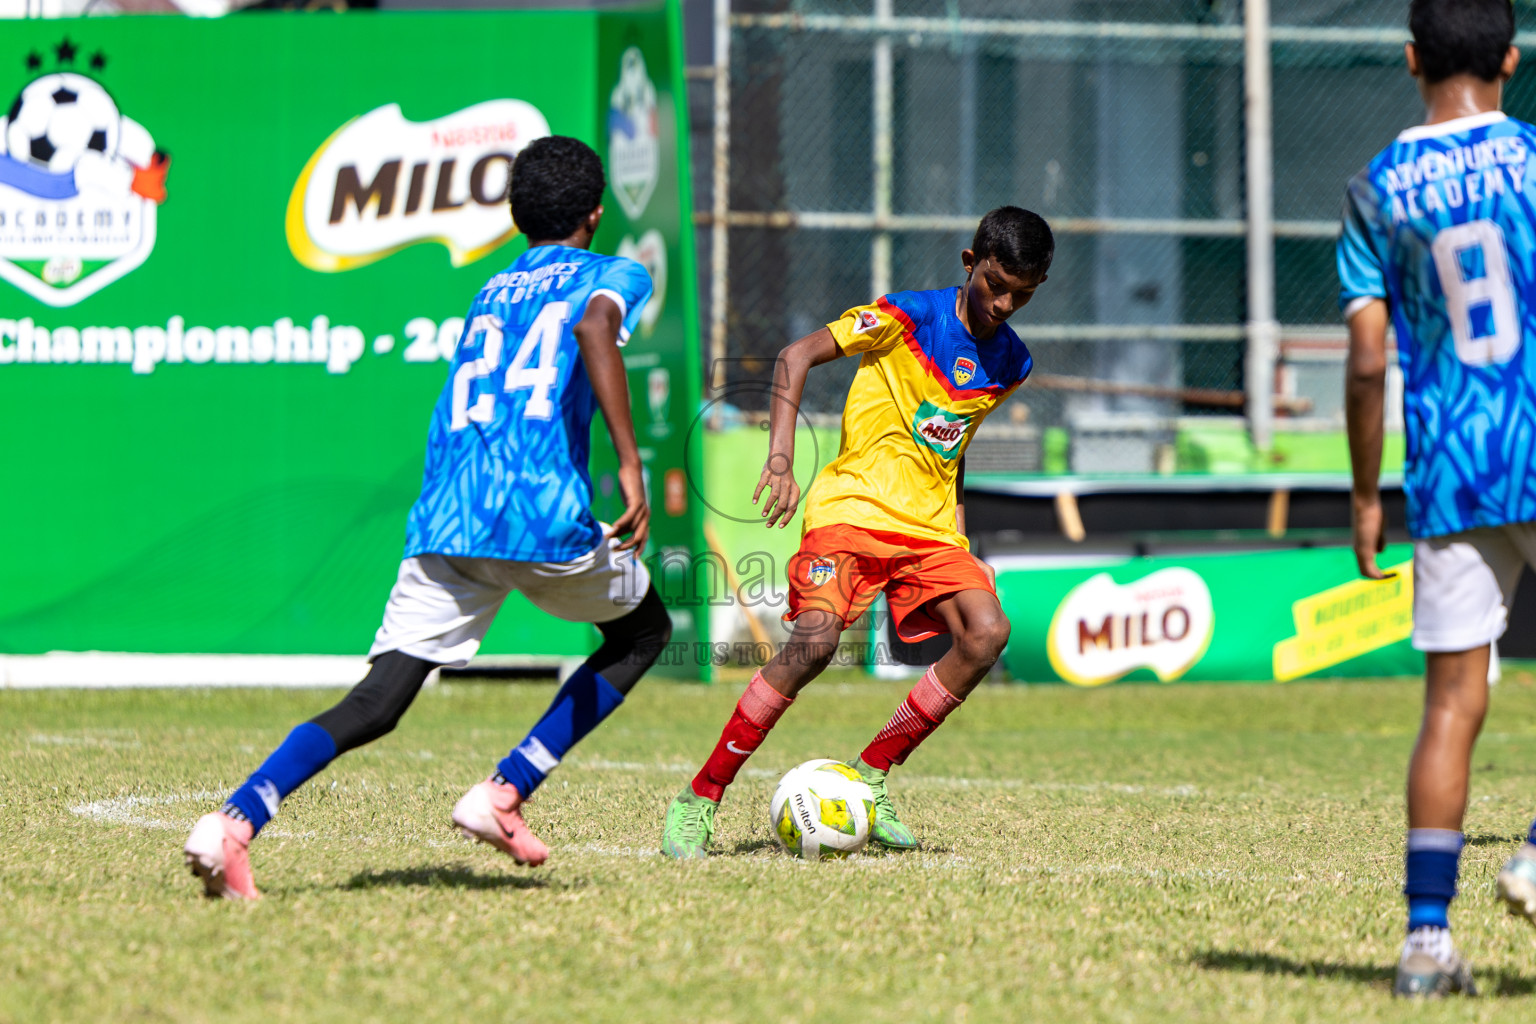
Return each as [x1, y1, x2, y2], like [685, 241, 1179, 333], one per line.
[1404, 925, 1454, 964]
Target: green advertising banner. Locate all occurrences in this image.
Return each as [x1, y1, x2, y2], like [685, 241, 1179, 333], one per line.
[0, 9, 706, 672]
[996, 544, 1423, 685]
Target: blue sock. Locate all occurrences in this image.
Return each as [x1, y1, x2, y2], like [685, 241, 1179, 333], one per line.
[496, 665, 624, 798]
[1405, 828, 1464, 931]
[1527, 818, 1536, 847]
[222, 722, 337, 835]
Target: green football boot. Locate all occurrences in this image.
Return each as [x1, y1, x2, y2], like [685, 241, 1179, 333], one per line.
[660, 786, 718, 860]
[850, 756, 917, 851]
[1497, 842, 1536, 926]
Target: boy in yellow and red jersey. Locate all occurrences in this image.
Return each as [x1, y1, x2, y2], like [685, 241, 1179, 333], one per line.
[661, 207, 1053, 857]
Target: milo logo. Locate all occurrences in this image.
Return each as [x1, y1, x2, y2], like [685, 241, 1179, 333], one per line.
[910, 400, 971, 460]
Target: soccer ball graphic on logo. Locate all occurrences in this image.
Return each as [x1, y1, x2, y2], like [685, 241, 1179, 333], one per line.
[5, 73, 121, 174]
[770, 759, 876, 861]
[0, 66, 166, 307]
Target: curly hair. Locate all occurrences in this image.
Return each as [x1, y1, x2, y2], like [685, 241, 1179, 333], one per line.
[509, 135, 607, 242]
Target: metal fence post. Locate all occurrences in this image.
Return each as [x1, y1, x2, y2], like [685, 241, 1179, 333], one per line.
[709, 0, 731, 392]
[871, 0, 893, 300]
[1244, 0, 1279, 452]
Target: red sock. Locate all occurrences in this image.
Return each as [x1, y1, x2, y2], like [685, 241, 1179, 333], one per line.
[691, 672, 793, 801]
[860, 665, 963, 771]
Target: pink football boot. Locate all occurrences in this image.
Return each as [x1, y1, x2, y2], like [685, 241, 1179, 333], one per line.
[451, 777, 549, 866]
[184, 812, 259, 900]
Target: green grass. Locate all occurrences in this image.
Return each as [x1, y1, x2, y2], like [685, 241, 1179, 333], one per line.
[6, 672, 1536, 1022]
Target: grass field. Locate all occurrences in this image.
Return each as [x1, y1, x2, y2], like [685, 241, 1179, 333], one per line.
[7, 671, 1536, 1022]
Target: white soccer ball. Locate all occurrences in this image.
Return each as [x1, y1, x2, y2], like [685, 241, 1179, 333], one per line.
[4, 73, 121, 175]
[769, 758, 876, 861]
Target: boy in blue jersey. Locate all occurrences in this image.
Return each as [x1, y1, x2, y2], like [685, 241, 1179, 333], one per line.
[1339, 0, 1536, 997]
[184, 136, 672, 899]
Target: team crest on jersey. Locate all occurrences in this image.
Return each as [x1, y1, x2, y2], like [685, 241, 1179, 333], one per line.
[911, 400, 972, 461]
[952, 357, 976, 385]
[807, 557, 837, 587]
[853, 310, 880, 334]
[0, 58, 168, 307]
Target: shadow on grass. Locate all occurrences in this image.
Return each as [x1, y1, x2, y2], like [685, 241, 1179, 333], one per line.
[1194, 950, 1536, 996]
[1466, 832, 1525, 848]
[1193, 949, 1391, 987]
[337, 862, 555, 892]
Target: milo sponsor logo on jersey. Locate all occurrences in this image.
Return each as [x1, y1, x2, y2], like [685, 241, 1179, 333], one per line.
[910, 400, 971, 460]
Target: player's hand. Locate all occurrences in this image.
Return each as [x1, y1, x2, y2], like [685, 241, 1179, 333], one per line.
[973, 553, 996, 590]
[752, 452, 800, 529]
[608, 462, 650, 553]
[1351, 491, 1388, 579]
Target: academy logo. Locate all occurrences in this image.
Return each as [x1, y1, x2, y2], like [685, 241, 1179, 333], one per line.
[952, 356, 976, 385]
[607, 47, 660, 220]
[1046, 568, 1214, 687]
[853, 309, 880, 334]
[807, 557, 837, 587]
[0, 43, 169, 308]
[287, 99, 550, 273]
[910, 400, 971, 460]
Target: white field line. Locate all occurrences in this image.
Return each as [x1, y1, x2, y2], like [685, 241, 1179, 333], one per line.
[67, 791, 1227, 875]
[67, 792, 312, 839]
[64, 794, 1249, 879]
[28, 733, 143, 750]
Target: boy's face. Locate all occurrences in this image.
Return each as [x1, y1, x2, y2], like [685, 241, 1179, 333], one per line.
[960, 250, 1047, 337]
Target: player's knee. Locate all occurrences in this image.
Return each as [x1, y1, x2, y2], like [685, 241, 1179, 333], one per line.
[625, 593, 673, 666]
[591, 588, 674, 694]
[312, 651, 434, 754]
[956, 614, 1010, 667]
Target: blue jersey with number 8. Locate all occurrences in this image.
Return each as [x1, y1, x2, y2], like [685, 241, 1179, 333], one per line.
[1339, 111, 1536, 539]
[404, 244, 652, 562]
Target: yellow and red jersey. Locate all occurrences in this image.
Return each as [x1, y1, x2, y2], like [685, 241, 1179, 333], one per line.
[802, 287, 1033, 550]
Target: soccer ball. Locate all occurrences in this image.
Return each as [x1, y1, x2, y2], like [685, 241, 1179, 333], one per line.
[4, 73, 121, 174]
[769, 759, 876, 861]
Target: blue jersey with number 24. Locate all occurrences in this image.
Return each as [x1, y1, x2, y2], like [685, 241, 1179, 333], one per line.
[404, 244, 653, 562]
[1339, 112, 1536, 539]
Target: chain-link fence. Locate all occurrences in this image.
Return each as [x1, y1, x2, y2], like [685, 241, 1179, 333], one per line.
[688, 0, 1536, 475]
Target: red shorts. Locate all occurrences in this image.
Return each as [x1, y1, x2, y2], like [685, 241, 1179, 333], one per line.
[785, 524, 994, 642]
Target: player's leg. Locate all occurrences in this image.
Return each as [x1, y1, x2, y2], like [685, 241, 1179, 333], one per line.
[450, 535, 670, 865]
[662, 532, 872, 859]
[660, 610, 846, 857]
[1495, 525, 1536, 925]
[452, 585, 672, 865]
[852, 585, 1008, 850]
[1394, 529, 1522, 996]
[184, 555, 505, 899]
[184, 650, 443, 900]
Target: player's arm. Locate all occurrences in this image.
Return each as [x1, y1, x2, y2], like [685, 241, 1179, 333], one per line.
[1345, 298, 1390, 579]
[754, 326, 844, 529]
[576, 294, 649, 552]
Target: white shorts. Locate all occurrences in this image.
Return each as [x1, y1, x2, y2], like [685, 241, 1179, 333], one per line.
[1413, 523, 1536, 652]
[369, 533, 651, 668]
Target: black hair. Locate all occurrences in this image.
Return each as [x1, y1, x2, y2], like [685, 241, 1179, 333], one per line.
[509, 135, 607, 242]
[971, 206, 1054, 278]
[1409, 0, 1516, 84]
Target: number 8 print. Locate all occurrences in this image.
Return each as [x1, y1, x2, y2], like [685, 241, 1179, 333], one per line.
[1431, 219, 1522, 367]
